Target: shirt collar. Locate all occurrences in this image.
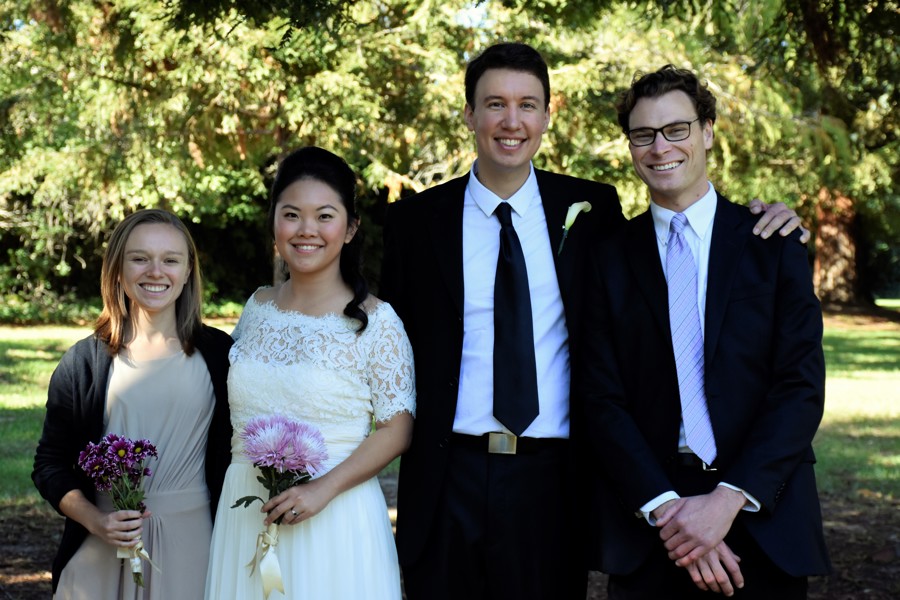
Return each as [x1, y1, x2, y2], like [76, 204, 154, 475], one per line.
[650, 182, 717, 244]
[468, 160, 539, 219]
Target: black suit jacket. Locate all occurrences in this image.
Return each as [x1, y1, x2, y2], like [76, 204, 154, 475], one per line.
[380, 169, 623, 566]
[580, 193, 830, 577]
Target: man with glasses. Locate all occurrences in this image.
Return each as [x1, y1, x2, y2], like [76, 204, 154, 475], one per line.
[580, 65, 830, 598]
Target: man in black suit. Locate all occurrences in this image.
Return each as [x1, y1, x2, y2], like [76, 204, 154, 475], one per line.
[381, 44, 805, 600]
[581, 65, 830, 599]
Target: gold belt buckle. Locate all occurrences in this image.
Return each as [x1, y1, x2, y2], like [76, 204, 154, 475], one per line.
[488, 432, 517, 455]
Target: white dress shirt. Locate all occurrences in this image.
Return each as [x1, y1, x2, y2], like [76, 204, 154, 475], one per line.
[454, 161, 570, 439]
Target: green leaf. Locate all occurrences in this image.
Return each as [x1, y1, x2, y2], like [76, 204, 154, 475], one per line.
[230, 495, 264, 509]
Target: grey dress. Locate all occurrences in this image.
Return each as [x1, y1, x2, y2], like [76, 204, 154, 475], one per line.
[56, 350, 215, 600]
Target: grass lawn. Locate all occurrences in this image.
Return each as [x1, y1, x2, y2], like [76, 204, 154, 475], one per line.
[0, 327, 94, 505]
[815, 322, 900, 499]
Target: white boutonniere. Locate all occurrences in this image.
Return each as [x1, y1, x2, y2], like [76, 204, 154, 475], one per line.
[557, 201, 592, 255]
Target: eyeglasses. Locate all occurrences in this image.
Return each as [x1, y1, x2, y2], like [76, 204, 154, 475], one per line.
[626, 118, 702, 147]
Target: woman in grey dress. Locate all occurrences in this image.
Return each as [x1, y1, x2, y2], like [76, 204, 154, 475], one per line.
[32, 209, 232, 599]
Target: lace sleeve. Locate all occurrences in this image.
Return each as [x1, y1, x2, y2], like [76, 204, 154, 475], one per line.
[230, 310, 246, 342]
[231, 288, 268, 342]
[367, 303, 416, 422]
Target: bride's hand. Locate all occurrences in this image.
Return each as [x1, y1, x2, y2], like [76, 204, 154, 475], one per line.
[262, 480, 334, 526]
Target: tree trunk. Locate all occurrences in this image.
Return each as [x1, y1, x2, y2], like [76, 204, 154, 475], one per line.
[813, 187, 864, 306]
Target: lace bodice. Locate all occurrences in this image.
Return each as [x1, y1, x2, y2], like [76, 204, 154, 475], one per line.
[227, 291, 415, 468]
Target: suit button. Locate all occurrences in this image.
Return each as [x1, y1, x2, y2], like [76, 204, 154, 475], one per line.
[448, 377, 458, 389]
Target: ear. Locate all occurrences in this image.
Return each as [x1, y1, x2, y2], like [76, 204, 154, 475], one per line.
[345, 218, 360, 244]
[464, 103, 476, 132]
[703, 120, 714, 150]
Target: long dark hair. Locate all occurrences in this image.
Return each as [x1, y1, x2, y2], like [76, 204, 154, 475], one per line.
[268, 146, 369, 332]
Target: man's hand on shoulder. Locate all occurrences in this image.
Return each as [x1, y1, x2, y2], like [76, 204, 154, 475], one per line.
[749, 198, 811, 243]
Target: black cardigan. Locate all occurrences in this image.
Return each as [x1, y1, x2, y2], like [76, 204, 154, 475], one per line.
[31, 325, 233, 592]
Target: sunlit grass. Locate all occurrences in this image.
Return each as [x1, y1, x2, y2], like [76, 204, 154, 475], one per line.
[875, 297, 900, 310]
[812, 319, 900, 499]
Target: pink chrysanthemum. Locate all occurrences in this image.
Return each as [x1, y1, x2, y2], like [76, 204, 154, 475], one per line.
[240, 415, 328, 476]
[232, 416, 329, 524]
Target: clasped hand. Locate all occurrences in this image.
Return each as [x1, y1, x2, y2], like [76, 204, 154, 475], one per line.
[653, 487, 747, 595]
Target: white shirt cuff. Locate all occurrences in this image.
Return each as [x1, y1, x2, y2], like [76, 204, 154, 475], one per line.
[638, 491, 681, 525]
[718, 482, 761, 512]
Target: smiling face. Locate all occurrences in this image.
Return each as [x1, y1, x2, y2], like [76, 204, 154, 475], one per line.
[628, 90, 713, 211]
[273, 177, 358, 281]
[464, 68, 550, 197]
[120, 223, 191, 318]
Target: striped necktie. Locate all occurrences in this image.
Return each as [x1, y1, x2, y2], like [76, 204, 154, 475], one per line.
[667, 213, 716, 464]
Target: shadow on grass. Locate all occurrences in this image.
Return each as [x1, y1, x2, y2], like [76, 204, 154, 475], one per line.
[822, 330, 900, 378]
[0, 405, 48, 502]
[0, 338, 71, 391]
[815, 415, 900, 500]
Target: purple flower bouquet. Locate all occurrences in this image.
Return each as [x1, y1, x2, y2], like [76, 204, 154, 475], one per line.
[78, 433, 159, 586]
[231, 415, 328, 598]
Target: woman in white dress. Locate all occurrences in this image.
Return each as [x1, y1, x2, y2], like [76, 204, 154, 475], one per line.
[205, 146, 415, 599]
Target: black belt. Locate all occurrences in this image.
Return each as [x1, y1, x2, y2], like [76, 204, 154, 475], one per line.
[673, 452, 718, 471]
[451, 432, 568, 455]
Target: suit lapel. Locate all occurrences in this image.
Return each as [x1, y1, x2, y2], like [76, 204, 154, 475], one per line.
[426, 175, 468, 317]
[535, 171, 571, 294]
[704, 194, 746, 361]
[626, 211, 670, 336]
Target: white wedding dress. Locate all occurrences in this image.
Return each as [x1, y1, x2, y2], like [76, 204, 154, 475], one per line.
[205, 291, 415, 600]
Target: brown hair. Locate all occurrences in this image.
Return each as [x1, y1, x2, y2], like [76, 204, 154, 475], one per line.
[616, 64, 717, 133]
[94, 209, 203, 355]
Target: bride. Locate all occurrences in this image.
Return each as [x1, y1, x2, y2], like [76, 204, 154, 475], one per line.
[205, 147, 415, 599]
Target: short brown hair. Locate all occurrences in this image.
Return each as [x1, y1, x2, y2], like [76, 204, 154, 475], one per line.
[465, 42, 551, 110]
[616, 65, 717, 133]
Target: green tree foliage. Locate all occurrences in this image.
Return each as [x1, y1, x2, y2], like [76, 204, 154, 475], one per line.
[639, 0, 900, 302]
[1, 0, 896, 322]
[163, 0, 361, 34]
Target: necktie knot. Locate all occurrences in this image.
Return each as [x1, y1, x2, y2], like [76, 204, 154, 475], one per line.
[670, 212, 688, 234]
[495, 202, 513, 227]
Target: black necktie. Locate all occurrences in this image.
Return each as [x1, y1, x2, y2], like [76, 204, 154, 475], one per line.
[493, 202, 539, 436]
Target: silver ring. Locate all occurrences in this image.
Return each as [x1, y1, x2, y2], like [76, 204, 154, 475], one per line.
[290, 509, 299, 516]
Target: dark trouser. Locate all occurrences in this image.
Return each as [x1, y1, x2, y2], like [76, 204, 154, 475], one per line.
[402, 434, 586, 600]
[608, 462, 808, 600]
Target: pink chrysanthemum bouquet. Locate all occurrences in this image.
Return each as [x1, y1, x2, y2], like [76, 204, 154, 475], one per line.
[78, 433, 159, 586]
[231, 415, 328, 598]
